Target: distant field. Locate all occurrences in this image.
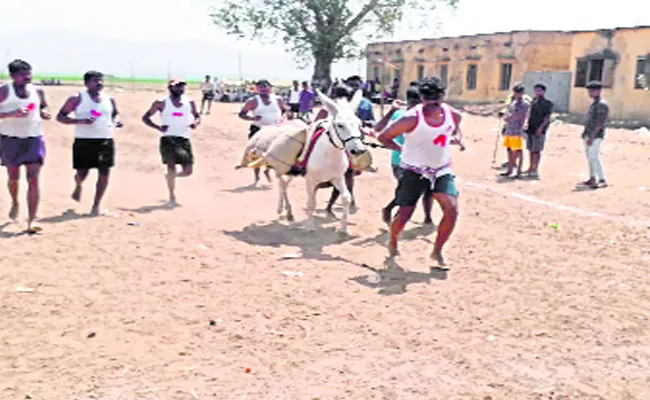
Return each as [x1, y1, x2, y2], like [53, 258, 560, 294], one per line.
[0, 74, 202, 85]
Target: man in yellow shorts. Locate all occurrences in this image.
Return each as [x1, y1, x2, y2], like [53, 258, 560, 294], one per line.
[498, 85, 532, 168]
[501, 84, 530, 178]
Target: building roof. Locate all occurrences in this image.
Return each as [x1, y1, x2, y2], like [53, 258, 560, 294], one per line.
[367, 25, 650, 47]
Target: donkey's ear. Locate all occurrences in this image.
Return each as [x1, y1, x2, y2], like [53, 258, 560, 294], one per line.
[349, 89, 363, 112]
[316, 89, 339, 117]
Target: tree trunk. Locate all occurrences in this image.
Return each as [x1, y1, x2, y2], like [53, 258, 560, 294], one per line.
[312, 54, 333, 91]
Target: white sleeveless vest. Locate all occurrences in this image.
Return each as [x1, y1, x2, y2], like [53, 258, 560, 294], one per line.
[400, 103, 456, 177]
[0, 83, 43, 138]
[74, 91, 115, 139]
[252, 94, 281, 127]
[160, 96, 192, 139]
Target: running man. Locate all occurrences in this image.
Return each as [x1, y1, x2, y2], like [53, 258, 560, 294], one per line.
[287, 80, 301, 120]
[57, 71, 123, 216]
[580, 80, 609, 189]
[238, 79, 288, 185]
[374, 85, 433, 225]
[0, 59, 51, 233]
[378, 77, 461, 267]
[142, 78, 200, 205]
[525, 83, 553, 179]
[200, 75, 215, 115]
[501, 84, 530, 179]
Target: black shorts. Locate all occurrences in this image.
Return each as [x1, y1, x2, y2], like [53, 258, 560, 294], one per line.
[290, 103, 300, 113]
[395, 170, 458, 206]
[73, 138, 114, 171]
[160, 136, 193, 165]
[249, 124, 261, 139]
[202, 92, 214, 101]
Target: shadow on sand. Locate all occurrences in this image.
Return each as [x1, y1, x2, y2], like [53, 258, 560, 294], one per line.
[350, 258, 448, 296]
[221, 183, 272, 194]
[349, 223, 436, 249]
[38, 209, 91, 224]
[118, 201, 179, 215]
[224, 219, 358, 262]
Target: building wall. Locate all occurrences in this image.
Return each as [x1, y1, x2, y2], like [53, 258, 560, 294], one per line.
[568, 28, 650, 120]
[366, 31, 573, 104]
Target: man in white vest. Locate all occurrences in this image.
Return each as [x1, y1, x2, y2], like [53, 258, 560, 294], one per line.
[378, 76, 462, 268]
[0, 59, 51, 233]
[57, 71, 123, 216]
[142, 78, 201, 205]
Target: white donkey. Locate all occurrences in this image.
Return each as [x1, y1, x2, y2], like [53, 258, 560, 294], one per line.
[277, 89, 367, 234]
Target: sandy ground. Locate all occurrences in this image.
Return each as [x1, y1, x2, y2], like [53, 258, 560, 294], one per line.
[1, 85, 649, 400]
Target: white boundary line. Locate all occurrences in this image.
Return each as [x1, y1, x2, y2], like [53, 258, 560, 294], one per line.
[460, 179, 650, 228]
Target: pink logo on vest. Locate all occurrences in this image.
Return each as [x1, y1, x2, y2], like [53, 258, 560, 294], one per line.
[90, 109, 103, 117]
[26, 103, 36, 111]
[433, 134, 447, 147]
[172, 112, 184, 117]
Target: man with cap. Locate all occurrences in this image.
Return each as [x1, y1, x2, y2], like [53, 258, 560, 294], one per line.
[580, 81, 609, 189]
[525, 83, 553, 179]
[238, 79, 288, 185]
[57, 70, 123, 216]
[501, 83, 530, 179]
[142, 78, 201, 205]
[378, 76, 462, 267]
[0, 59, 51, 233]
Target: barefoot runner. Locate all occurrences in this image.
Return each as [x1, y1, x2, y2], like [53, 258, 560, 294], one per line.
[142, 78, 200, 205]
[378, 77, 461, 267]
[238, 79, 288, 185]
[0, 59, 51, 233]
[57, 71, 123, 216]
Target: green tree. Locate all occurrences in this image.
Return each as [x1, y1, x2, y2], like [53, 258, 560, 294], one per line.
[210, 0, 458, 86]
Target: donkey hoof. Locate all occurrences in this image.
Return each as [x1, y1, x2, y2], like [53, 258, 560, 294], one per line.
[287, 214, 295, 222]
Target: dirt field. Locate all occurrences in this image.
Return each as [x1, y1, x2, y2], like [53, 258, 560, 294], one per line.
[1, 85, 649, 400]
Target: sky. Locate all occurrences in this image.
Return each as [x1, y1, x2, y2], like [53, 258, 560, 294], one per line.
[0, 0, 646, 80]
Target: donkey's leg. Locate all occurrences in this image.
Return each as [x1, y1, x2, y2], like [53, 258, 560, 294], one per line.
[277, 175, 286, 215]
[331, 176, 351, 234]
[304, 177, 318, 231]
[283, 176, 294, 222]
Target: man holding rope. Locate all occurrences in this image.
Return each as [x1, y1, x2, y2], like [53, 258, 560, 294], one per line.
[378, 76, 462, 267]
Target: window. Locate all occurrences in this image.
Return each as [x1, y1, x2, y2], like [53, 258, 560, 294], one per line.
[574, 58, 615, 88]
[499, 63, 512, 91]
[417, 65, 425, 81]
[373, 66, 380, 81]
[466, 64, 477, 90]
[635, 57, 649, 90]
[439, 64, 448, 86]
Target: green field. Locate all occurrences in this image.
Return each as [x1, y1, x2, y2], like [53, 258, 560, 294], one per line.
[0, 73, 203, 85]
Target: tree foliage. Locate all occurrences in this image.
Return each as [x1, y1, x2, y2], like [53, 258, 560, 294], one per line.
[209, 0, 457, 84]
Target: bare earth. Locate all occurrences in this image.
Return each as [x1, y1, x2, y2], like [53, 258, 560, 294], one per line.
[1, 86, 649, 400]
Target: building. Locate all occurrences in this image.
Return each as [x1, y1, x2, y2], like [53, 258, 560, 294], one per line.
[569, 26, 650, 120]
[367, 26, 650, 119]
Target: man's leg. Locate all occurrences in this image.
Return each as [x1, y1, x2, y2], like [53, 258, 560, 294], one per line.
[422, 193, 434, 224]
[584, 138, 597, 186]
[25, 163, 41, 230]
[501, 144, 515, 176]
[6, 166, 19, 220]
[430, 193, 459, 267]
[592, 139, 606, 185]
[206, 99, 212, 115]
[388, 205, 416, 256]
[515, 149, 523, 177]
[387, 171, 423, 256]
[200, 98, 206, 114]
[166, 162, 178, 204]
[91, 168, 110, 216]
[72, 169, 89, 202]
[326, 169, 355, 214]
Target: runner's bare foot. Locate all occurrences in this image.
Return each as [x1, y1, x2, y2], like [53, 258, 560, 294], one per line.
[71, 185, 82, 202]
[27, 220, 42, 235]
[388, 245, 400, 258]
[9, 202, 19, 221]
[430, 251, 447, 268]
[423, 218, 434, 225]
[90, 206, 100, 217]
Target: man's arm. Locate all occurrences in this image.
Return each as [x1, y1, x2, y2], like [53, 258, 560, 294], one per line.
[377, 115, 418, 152]
[35, 87, 51, 120]
[56, 95, 92, 125]
[373, 103, 402, 133]
[536, 101, 553, 135]
[142, 100, 166, 132]
[109, 98, 124, 128]
[189, 100, 201, 128]
[450, 107, 464, 146]
[589, 103, 609, 141]
[276, 96, 289, 113]
[238, 98, 260, 122]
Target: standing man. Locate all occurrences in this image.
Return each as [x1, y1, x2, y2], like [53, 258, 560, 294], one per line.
[0, 59, 50, 233]
[238, 79, 288, 185]
[580, 81, 609, 189]
[498, 85, 532, 168]
[378, 77, 461, 267]
[374, 85, 434, 225]
[142, 78, 200, 205]
[57, 71, 123, 216]
[200, 75, 215, 115]
[287, 80, 301, 120]
[501, 84, 530, 179]
[525, 83, 553, 179]
[299, 81, 315, 123]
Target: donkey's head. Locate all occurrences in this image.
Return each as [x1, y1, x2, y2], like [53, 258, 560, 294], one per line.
[316, 89, 367, 155]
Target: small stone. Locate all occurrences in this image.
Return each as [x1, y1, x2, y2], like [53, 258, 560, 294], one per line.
[87, 332, 96, 338]
[209, 320, 216, 326]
